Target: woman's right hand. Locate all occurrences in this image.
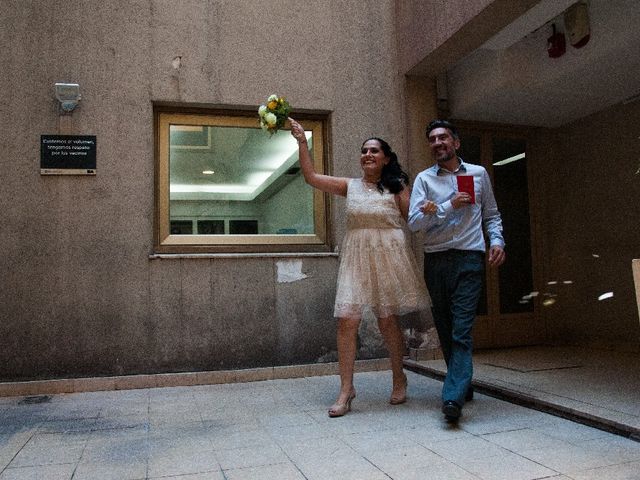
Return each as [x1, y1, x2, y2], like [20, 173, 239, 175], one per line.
[288, 117, 307, 144]
[287, 117, 348, 197]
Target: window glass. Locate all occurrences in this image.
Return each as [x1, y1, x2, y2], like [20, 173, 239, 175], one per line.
[155, 110, 329, 252]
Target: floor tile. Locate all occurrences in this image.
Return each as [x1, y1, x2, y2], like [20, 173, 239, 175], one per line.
[521, 443, 623, 474]
[224, 461, 306, 480]
[147, 449, 219, 478]
[362, 443, 447, 473]
[295, 454, 391, 480]
[382, 461, 481, 480]
[81, 436, 149, 463]
[0, 463, 76, 480]
[482, 427, 574, 452]
[568, 460, 640, 480]
[276, 435, 355, 463]
[72, 460, 147, 480]
[265, 421, 331, 443]
[209, 427, 275, 451]
[8, 439, 85, 468]
[257, 412, 317, 428]
[148, 471, 224, 479]
[340, 427, 421, 454]
[214, 444, 288, 470]
[427, 435, 512, 463]
[455, 450, 558, 480]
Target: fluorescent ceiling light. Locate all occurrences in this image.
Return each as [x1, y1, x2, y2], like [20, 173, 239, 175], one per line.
[493, 152, 525, 166]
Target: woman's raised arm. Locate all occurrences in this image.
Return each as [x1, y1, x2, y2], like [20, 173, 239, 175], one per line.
[289, 118, 349, 197]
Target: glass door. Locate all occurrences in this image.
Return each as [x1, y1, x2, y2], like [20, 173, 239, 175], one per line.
[456, 124, 540, 348]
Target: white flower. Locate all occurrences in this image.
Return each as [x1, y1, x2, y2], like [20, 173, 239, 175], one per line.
[265, 112, 277, 126]
[260, 121, 268, 131]
[267, 94, 278, 102]
[258, 105, 267, 117]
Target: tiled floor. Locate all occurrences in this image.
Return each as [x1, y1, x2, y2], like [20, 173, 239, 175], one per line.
[1, 370, 639, 479]
[407, 345, 640, 439]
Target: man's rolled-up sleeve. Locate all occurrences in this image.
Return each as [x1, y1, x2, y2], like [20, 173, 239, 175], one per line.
[481, 171, 505, 248]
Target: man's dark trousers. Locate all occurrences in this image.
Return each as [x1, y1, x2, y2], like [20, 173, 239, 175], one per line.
[424, 249, 484, 406]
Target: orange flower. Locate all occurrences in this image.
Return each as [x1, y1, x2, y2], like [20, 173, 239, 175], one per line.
[267, 100, 278, 110]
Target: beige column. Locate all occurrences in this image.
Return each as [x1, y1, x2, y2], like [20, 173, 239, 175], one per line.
[403, 75, 442, 359]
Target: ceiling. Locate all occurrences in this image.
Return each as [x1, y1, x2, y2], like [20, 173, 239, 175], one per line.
[446, 0, 640, 127]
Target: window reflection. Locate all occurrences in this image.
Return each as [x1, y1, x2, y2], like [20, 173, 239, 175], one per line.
[168, 124, 314, 235]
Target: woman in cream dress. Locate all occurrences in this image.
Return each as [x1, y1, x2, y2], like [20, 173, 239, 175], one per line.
[289, 118, 430, 417]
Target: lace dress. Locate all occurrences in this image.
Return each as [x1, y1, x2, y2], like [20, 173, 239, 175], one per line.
[334, 178, 431, 318]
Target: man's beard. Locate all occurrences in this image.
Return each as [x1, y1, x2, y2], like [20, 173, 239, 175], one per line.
[436, 150, 455, 162]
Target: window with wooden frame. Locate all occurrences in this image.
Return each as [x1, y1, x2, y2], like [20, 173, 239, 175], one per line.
[154, 105, 331, 253]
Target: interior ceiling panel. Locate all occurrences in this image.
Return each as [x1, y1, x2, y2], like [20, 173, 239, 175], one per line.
[446, 0, 640, 127]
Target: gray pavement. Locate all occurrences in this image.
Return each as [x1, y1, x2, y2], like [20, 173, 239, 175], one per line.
[1, 370, 639, 479]
[406, 346, 640, 439]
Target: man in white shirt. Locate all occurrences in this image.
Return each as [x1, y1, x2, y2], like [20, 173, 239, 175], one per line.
[408, 119, 505, 422]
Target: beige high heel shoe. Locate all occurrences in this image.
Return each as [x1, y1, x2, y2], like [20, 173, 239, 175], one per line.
[328, 391, 356, 417]
[389, 373, 407, 405]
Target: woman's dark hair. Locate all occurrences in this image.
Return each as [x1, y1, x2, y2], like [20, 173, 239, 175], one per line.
[362, 137, 409, 194]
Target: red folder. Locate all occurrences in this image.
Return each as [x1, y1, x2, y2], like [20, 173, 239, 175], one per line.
[456, 175, 475, 204]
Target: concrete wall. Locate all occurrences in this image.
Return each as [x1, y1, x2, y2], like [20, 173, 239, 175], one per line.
[0, 0, 409, 381]
[539, 100, 640, 348]
[395, 0, 539, 76]
[9, 0, 634, 382]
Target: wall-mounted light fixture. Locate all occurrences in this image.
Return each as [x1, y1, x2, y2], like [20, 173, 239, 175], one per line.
[55, 83, 81, 114]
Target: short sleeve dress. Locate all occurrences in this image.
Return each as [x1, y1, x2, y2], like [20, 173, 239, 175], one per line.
[334, 178, 431, 318]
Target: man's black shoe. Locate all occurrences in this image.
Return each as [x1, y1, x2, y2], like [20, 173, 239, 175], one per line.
[442, 400, 461, 422]
[465, 386, 474, 402]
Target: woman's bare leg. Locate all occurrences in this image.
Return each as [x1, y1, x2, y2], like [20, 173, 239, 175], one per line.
[332, 317, 360, 407]
[378, 315, 408, 402]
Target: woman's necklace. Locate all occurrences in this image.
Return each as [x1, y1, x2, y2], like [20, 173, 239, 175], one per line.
[362, 177, 379, 192]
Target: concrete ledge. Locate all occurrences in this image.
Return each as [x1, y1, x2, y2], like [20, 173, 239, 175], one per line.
[0, 358, 390, 398]
[408, 347, 443, 361]
[149, 252, 339, 260]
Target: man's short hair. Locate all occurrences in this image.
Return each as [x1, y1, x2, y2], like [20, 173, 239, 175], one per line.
[426, 119, 459, 139]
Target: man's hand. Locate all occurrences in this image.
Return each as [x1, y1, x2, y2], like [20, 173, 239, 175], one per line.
[420, 200, 437, 215]
[488, 246, 505, 267]
[451, 192, 472, 209]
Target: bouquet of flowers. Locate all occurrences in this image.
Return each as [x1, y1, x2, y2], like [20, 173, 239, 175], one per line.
[258, 94, 291, 135]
